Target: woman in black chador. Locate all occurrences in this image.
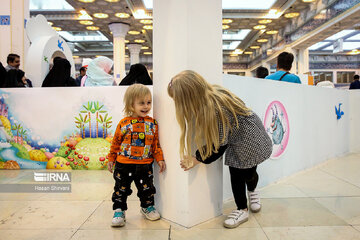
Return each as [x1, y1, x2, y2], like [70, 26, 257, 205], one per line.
[119, 63, 152, 86]
[0, 62, 7, 87]
[42, 58, 77, 87]
[5, 69, 26, 88]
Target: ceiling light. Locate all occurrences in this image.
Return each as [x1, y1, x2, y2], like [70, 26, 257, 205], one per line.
[96, 55, 104, 58]
[133, 9, 151, 19]
[79, 20, 93, 25]
[125, 40, 129, 43]
[140, 19, 153, 24]
[266, 30, 278, 34]
[143, 25, 153, 30]
[302, 0, 316, 2]
[232, 49, 243, 54]
[250, 46, 260, 49]
[141, 46, 149, 49]
[128, 30, 140, 35]
[78, 0, 95, 2]
[134, 39, 145, 43]
[230, 54, 238, 57]
[93, 13, 108, 18]
[258, 19, 272, 24]
[144, 52, 152, 55]
[222, 19, 233, 24]
[244, 51, 253, 54]
[78, 9, 92, 20]
[222, 25, 230, 29]
[253, 25, 266, 30]
[257, 39, 268, 43]
[265, 9, 282, 19]
[73, 56, 79, 58]
[284, 12, 300, 18]
[52, 27, 62, 31]
[48, 21, 53, 26]
[86, 26, 99, 30]
[348, 49, 360, 55]
[115, 13, 130, 18]
[105, 0, 120, 2]
[125, 55, 129, 58]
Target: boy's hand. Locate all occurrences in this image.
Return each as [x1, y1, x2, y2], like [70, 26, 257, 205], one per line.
[180, 156, 200, 171]
[158, 160, 166, 173]
[107, 161, 114, 173]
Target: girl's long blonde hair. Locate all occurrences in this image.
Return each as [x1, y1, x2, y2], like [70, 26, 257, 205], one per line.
[167, 70, 251, 164]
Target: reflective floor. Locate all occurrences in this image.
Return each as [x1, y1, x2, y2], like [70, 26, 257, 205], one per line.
[0, 153, 360, 240]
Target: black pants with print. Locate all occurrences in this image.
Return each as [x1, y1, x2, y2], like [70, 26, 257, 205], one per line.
[112, 162, 156, 211]
[229, 166, 258, 210]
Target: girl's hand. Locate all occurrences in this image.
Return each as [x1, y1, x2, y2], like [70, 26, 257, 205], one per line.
[107, 161, 114, 173]
[158, 160, 166, 173]
[180, 156, 200, 171]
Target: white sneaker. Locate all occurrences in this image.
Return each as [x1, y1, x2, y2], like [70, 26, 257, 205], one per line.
[111, 209, 126, 227]
[223, 209, 249, 228]
[141, 206, 160, 221]
[248, 190, 261, 213]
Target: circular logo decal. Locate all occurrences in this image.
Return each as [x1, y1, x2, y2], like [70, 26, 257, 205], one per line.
[263, 101, 290, 159]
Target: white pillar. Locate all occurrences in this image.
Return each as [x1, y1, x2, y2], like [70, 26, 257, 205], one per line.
[297, 48, 309, 75]
[286, 47, 298, 74]
[127, 44, 141, 65]
[108, 23, 129, 84]
[0, 0, 29, 68]
[153, 0, 223, 227]
[333, 70, 337, 83]
[245, 70, 252, 77]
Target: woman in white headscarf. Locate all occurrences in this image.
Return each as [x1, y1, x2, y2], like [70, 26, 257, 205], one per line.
[81, 56, 115, 86]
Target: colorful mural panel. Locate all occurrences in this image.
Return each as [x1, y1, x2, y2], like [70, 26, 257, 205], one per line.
[0, 87, 147, 170]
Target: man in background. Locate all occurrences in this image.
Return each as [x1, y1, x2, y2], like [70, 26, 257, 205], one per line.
[255, 66, 269, 79]
[5, 53, 20, 71]
[5, 53, 32, 87]
[349, 75, 360, 90]
[265, 52, 301, 84]
[75, 66, 87, 86]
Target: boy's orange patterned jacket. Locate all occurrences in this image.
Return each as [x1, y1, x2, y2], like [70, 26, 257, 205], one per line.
[108, 116, 164, 164]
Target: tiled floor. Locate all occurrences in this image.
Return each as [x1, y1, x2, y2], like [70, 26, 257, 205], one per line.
[1, 153, 360, 240]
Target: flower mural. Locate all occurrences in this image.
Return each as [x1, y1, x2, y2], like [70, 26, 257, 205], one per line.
[0, 96, 114, 170]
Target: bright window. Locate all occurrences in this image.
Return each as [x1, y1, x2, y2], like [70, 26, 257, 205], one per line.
[325, 30, 355, 40]
[142, 0, 277, 10]
[30, 0, 74, 11]
[223, 30, 251, 40]
[58, 31, 109, 42]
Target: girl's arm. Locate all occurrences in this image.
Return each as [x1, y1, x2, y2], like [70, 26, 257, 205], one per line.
[195, 144, 228, 164]
[151, 121, 165, 162]
[108, 123, 124, 163]
[152, 121, 166, 173]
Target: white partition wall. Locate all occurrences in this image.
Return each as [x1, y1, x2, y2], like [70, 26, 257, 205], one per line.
[349, 91, 360, 152]
[153, 0, 223, 227]
[222, 74, 356, 201]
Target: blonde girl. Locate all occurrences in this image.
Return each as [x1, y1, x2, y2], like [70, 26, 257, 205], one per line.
[168, 70, 272, 229]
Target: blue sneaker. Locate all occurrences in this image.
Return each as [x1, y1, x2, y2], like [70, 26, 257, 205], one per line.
[141, 205, 160, 221]
[111, 209, 126, 227]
